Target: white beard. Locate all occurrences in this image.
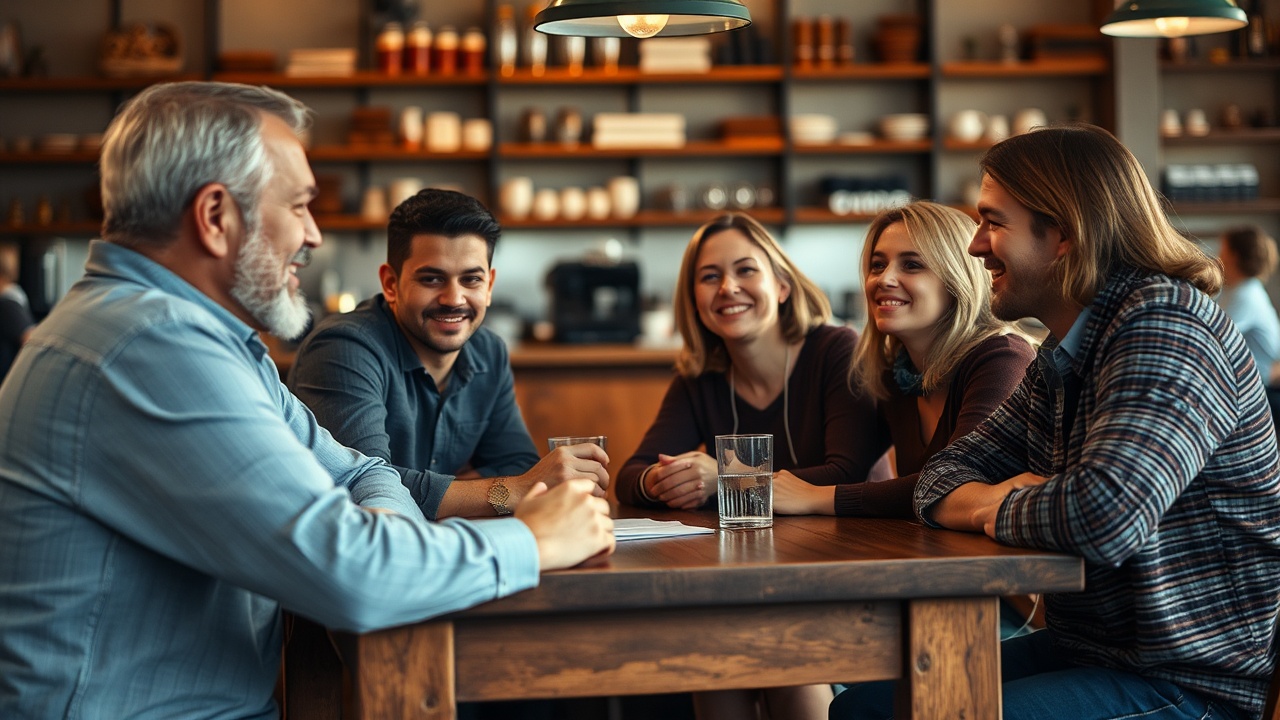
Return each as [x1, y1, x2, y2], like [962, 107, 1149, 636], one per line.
[229, 226, 311, 340]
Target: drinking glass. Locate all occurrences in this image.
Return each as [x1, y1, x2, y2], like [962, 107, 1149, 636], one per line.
[714, 434, 772, 530]
[547, 435, 607, 452]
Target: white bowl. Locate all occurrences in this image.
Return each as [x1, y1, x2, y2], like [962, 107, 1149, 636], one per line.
[879, 113, 929, 141]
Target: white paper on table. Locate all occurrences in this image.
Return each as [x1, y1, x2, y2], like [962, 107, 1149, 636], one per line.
[613, 518, 715, 541]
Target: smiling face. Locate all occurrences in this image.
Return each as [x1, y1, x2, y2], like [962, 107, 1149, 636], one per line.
[865, 221, 952, 353]
[692, 228, 791, 344]
[382, 233, 495, 363]
[970, 174, 1066, 325]
[228, 113, 320, 340]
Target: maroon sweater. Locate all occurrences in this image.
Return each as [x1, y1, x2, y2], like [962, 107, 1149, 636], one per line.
[616, 325, 884, 508]
[830, 333, 1035, 518]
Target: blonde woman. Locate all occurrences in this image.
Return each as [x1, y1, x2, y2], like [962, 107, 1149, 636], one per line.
[772, 200, 1034, 518]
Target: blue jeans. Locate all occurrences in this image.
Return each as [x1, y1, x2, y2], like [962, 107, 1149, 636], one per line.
[829, 630, 1245, 720]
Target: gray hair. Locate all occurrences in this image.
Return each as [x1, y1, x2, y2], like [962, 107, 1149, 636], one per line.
[100, 81, 312, 247]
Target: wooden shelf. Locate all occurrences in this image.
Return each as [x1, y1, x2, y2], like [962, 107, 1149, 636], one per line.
[0, 221, 100, 236]
[790, 63, 931, 80]
[498, 65, 782, 85]
[0, 151, 101, 164]
[1162, 128, 1280, 146]
[211, 71, 488, 87]
[501, 207, 786, 229]
[314, 215, 386, 232]
[1161, 59, 1280, 73]
[942, 58, 1109, 78]
[308, 146, 489, 161]
[793, 207, 880, 224]
[792, 139, 931, 154]
[0, 74, 202, 92]
[499, 139, 785, 159]
[943, 138, 996, 152]
[1169, 199, 1280, 214]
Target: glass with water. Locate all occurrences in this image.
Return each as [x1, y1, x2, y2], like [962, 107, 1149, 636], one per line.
[714, 434, 773, 530]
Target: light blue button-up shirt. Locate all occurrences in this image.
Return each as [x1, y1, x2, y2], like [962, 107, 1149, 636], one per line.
[0, 241, 539, 719]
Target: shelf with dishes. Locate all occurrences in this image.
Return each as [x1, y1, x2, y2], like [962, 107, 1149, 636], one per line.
[0, 151, 101, 164]
[789, 63, 931, 81]
[1160, 59, 1280, 74]
[792, 139, 931, 154]
[941, 58, 1109, 78]
[497, 139, 785, 159]
[210, 71, 489, 88]
[0, 74, 203, 92]
[1161, 129, 1280, 146]
[0, 220, 100, 237]
[500, 207, 786, 229]
[497, 65, 783, 85]
[307, 145, 490, 161]
[1169, 199, 1280, 215]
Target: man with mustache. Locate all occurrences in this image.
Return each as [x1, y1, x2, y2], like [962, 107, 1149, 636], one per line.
[290, 188, 609, 522]
[0, 82, 614, 719]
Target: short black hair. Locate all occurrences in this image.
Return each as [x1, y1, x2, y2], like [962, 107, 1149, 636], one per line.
[386, 188, 501, 273]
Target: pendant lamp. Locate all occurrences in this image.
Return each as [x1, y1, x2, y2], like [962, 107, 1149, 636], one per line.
[1101, 0, 1247, 37]
[534, 0, 751, 38]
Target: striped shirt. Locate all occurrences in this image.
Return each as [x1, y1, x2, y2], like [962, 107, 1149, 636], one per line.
[917, 267, 1280, 718]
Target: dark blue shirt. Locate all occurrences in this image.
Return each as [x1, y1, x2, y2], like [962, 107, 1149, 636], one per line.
[289, 295, 540, 519]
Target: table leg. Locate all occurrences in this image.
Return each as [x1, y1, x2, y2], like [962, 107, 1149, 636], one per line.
[352, 621, 457, 720]
[901, 596, 1001, 720]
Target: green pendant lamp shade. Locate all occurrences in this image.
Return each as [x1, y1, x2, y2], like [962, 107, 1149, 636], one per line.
[1101, 0, 1247, 37]
[534, 0, 752, 38]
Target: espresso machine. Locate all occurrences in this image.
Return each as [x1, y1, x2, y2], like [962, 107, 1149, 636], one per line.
[545, 261, 641, 344]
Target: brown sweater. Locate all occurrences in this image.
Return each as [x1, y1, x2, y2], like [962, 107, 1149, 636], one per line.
[831, 333, 1036, 518]
[616, 325, 883, 508]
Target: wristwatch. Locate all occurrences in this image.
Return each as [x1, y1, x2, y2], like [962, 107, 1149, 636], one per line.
[487, 479, 513, 515]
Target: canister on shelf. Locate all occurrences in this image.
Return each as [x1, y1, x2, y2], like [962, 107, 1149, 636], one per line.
[404, 21, 431, 75]
[461, 27, 486, 75]
[793, 17, 814, 68]
[376, 22, 404, 75]
[815, 15, 835, 68]
[524, 5, 547, 76]
[433, 26, 459, 75]
[836, 18, 854, 64]
[495, 4, 518, 76]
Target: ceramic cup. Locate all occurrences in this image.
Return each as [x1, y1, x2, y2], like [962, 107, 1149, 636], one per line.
[949, 109, 988, 143]
[532, 187, 560, 220]
[388, 177, 424, 210]
[984, 114, 1010, 143]
[1160, 108, 1183, 138]
[425, 111, 462, 152]
[361, 186, 389, 222]
[461, 118, 492, 151]
[608, 176, 640, 219]
[400, 106, 424, 149]
[585, 186, 611, 219]
[1012, 107, 1048, 136]
[499, 176, 534, 219]
[1185, 108, 1210, 137]
[559, 186, 586, 221]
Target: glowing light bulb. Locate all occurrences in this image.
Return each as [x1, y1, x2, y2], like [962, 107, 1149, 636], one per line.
[617, 14, 669, 38]
[1153, 16, 1191, 37]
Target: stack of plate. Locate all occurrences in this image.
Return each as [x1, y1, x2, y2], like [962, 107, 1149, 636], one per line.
[790, 114, 838, 145]
[879, 113, 929, 141]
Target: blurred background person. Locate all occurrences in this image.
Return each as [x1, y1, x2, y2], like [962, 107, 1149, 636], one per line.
[0, 240, 34, 382]
[1217, 225, 1280, 423]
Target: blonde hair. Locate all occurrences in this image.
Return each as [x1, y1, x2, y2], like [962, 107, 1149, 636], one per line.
[851, 201, 1017, 401]
[673, 213, 831, 378]
[980, 123, 1221, 304]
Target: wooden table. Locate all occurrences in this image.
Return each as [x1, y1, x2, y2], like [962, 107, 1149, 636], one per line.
[284, 511, 1083, 720]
